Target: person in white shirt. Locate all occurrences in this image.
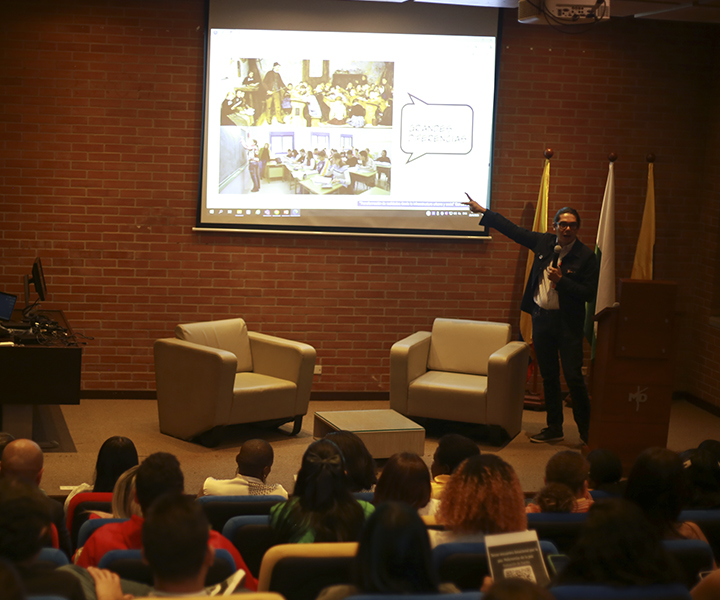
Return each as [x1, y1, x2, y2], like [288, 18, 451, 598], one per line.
[199, 439, 288, 498]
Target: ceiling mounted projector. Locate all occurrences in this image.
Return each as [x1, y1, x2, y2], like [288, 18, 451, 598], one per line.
[518, 0, 610, 24]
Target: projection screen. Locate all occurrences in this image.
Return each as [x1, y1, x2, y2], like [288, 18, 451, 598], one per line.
[197, 0, 500, 238]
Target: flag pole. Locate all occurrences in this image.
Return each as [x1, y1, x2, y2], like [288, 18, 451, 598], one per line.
[525, 147, 553, 411]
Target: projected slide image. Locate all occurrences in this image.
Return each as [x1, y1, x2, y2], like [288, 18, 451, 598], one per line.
[202, 26, 497, 235]
[220, 58, 393, 129]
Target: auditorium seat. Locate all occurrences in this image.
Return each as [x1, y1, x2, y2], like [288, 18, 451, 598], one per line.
[680, 509, 720, 559]
[198, 494, 285, 532]
[432, 540, 558, 590]
[526, 512, 587, 553]
[76, 517, 126, 550]
[97, 548, 236, 586]
[549, 583, 692, 599]
[257, 542, 358, 600]
[154, 318, 316, 444]
[65, 492, 113, 551]
[390, 318, 529, 442]
[662, 539, 714, 589]
[222, 515, 278, 579]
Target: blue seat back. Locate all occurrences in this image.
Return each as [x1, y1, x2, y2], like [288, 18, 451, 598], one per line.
[222, 515, 275, 578]
[550, 583, 692, 599]
[198, 494, 285, 532]
[76, 517, 127, 549]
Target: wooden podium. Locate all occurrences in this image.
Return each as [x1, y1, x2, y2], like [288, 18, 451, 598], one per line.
[589, 280, 677, 472]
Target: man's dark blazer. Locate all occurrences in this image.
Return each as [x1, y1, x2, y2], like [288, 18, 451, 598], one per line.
[481, 209, 599, 334]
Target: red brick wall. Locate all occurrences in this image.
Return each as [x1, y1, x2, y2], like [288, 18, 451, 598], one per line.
[1, 2, 718, 401]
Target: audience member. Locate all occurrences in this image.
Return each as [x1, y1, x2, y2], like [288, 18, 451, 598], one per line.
[270, 439, 374, 543]
[64, 435, 139, 511]
[110, 465, 141, 518]
[552, 498, 683, 588]
[74, 451, 258, 590]
[533, 482, 576, 513]
[682, 446, 720, 509]
[72, 494, 248, 599]
[624, 447, 709, 544]
[373, 452, 437, 515]
[526, 451, 593, 513]
[200, 439, 288, 498]
[430, 433, 480, 499]
[586, 447, 625, 496]
[317, 502, 457, 600]
[0, 438, 72, 557]
[431, 454, 526, 546]
[0, 478, 84, 600]
[324, 430, 377, 493]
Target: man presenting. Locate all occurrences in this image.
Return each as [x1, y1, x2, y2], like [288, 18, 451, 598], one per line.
[464, 195, 598, 445]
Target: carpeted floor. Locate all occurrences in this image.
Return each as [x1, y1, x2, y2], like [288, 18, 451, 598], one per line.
[38, 398, 720, 499]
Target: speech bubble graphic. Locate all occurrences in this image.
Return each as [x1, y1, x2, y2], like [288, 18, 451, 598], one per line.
[400, 95, 474, 164]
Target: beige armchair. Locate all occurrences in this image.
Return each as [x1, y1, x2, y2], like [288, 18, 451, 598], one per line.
[154, 318, 316, 443]
[390, 318, 529, 441]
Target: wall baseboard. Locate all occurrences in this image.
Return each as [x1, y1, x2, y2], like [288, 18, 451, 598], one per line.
[80, 390, 390, 401]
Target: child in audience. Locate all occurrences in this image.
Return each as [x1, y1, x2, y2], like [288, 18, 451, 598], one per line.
[533, 482, 576, 513]
[430, 433, 480, 499]
[526, 451, 593, 513]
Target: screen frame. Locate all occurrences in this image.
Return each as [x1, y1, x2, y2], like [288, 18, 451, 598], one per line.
[196, 0, 501, 240]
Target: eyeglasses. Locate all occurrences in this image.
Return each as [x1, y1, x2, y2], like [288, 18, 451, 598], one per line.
[555, 221, 578, 230]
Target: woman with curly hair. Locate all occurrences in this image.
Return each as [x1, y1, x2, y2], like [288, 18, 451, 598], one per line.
[431, 454, 527, 546]
[270, 439, 374, 543]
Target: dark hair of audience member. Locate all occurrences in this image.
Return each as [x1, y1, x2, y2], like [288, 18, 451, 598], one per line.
[93, 436, 139, 493]
[624, 447, 689, 537]
[373, 453, 432, 510]
[142, 493, 209, 583]
[432, 434, 480, 477]
[534, 482, 576, 513]
[587, 448, 623, 489]
[135, 452, 184, 514]
[439, 454, 526, 535]
[698, 439, 720, 461]
[545, 451, 589, 496]
[235, 439, 274, 480]
[324, 430, 377, 492]
[0, 559, 25, 600]
[0, 478, 52, 563]
[354, 501, 439, 594]
[683, 447, 720, 509]
[484, 578, 554, 600]
[277, 439, 366, 543]
[554, 498, 682, 587]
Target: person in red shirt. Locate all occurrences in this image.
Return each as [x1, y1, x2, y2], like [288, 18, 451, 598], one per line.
[74, 452, 257, 590]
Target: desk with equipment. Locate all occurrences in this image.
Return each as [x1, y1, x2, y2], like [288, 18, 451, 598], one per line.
[1, 262, 83, 442]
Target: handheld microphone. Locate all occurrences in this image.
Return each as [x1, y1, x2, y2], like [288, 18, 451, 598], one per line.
[552, 244, 562, 268]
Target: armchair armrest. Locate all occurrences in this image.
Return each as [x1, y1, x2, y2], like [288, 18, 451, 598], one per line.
[486, 341, 529, 438]
[154, 338, 237, 440]
[249, 332, 316, 415]
[390, 331, 431, 414]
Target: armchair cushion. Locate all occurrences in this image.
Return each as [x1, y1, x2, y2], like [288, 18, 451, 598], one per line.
[427, 319, 511, 376]
[176, 318, 253, 373]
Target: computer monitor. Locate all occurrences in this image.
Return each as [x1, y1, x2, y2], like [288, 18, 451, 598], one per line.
[24, 257, 47, 309]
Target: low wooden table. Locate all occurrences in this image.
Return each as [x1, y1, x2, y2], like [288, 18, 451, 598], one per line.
[313, 409, 425, 458]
